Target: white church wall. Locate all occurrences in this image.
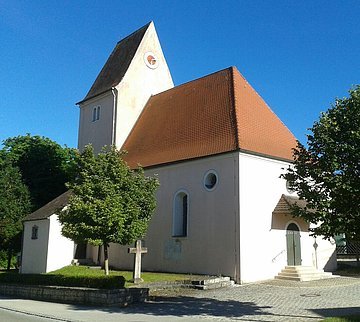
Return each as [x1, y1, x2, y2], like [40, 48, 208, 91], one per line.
[114, 22, 174, 149]
[238, 152, 296, 283]
[78, 91, 115, 152]
[46, 215, 74, 273]
[21, 219, 50, 274]
[238, 152, 336, 283]
[106, 152, 241, 281]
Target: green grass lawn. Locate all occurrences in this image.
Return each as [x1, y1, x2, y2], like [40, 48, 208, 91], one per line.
[322, 317, 360, 322]
[50, 265, 198, 287]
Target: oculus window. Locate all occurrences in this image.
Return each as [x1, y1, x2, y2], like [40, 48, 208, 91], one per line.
[204, 170, 218, 191]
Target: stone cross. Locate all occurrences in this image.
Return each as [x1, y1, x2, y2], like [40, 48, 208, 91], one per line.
[128, 240, 148, 283]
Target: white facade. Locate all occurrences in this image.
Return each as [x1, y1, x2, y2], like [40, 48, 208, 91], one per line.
[21, 215, 74, 274]
[85, 151, 336, 283]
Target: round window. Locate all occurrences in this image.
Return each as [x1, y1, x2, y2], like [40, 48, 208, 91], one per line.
[204, 171, 218, 191]
[144, 51, 158, 69]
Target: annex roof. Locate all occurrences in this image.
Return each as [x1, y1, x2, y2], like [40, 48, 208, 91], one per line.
[273, 194, 309, 214]
[24, 190, 73, 221]
[122, 67, 297, 168]
[78, 22, 152, 104]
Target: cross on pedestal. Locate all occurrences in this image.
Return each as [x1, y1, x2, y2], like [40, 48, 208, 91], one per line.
[128, 240, 148, 283]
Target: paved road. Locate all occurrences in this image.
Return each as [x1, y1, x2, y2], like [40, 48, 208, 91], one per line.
[0, 277, 360, 321]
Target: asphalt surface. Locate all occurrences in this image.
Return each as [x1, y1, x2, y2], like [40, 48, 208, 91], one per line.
[0, 277, 359, 321]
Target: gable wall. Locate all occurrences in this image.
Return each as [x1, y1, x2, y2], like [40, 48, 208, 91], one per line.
[21, 219, 50, 274]
[105, 152, 240, 280]
[238, 152, 336, 283]
[114, 24, 174, 149]
[46, 215, 74, 272]
[238, 152, 294, 282]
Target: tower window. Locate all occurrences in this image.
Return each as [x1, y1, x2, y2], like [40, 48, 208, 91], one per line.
[92, 106, 101, 122]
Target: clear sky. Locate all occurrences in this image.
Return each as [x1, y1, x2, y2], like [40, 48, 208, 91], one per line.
[1, 1, 359, 148]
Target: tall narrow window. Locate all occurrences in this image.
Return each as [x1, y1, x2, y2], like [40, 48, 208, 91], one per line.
[173, 191, 188, 237]
[31, 225, 38, 240]
[92, 106, 100, 122]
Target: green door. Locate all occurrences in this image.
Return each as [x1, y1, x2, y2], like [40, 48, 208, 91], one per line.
[286, 223, 301, 265]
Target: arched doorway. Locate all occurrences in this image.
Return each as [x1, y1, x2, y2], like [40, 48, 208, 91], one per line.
[286, 223, 301, 265]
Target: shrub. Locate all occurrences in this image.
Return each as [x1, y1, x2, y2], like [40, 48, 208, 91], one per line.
[0, 272, 125, 289]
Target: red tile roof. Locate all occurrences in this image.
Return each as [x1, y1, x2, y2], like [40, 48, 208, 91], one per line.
[122, 67, 297, 168]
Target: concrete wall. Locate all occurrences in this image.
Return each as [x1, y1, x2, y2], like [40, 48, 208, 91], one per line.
[21, 219, 50, 274]
[95, 153, 240, 281]
[46, 215, 74, 273]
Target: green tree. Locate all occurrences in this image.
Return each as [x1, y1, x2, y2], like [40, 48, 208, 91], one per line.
[1, 134, 77, 211]
[58, 145, 159, 275]
[0, 160, 31, 270]
[282, 85, 360, 240]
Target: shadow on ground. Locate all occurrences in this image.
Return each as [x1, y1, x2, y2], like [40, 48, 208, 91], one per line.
[311, 307, 360, 319]
[70, 295, 272, 319]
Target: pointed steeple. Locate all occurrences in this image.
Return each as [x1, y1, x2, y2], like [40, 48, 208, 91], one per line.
[80, 22, 152, 103]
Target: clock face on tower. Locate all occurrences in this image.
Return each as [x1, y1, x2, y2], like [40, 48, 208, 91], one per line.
[144, 52, 158, 69]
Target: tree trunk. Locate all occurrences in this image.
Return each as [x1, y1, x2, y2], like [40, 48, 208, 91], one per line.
[6, 247, 12, 271]
[103, 243, 109, 275]
[97, 245, 102, 266]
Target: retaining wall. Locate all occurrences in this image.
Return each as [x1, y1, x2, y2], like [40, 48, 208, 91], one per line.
[0, 284, 148, 306]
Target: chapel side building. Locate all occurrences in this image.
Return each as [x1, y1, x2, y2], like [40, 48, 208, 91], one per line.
[21, 22, 336, 282]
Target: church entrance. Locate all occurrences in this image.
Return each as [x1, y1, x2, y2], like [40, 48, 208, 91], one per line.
[286, 223, 301, 265]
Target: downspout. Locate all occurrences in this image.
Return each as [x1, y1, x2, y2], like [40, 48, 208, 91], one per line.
[111, 87, 118, 146]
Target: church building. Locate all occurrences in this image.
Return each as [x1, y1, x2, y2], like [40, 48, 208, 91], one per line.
[21, 22, 336, 283]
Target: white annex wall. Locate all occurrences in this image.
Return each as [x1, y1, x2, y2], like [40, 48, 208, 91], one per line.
[21, 219, 49, 274]
[46, 215, 74, 272]
[97, 152, 241, 281]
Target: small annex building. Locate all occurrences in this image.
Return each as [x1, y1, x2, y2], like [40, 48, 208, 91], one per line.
[21, 191, 74, 273]
[21, 22, 336, 282]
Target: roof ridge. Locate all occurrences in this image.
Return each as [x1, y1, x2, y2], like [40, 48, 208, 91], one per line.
[150, 66, 234, 98]
[116, 21, 152, 45]
[229, 67, 240, 149]
[232, 67, 297, 140]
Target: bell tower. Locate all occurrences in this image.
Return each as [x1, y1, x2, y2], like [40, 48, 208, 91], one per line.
[77, 22, 174, 152]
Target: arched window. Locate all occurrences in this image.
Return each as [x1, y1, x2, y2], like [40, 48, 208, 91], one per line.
[92, 106, 101, 122]
[173, 191, 188, 237]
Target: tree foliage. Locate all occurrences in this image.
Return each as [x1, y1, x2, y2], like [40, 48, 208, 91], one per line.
[1, 134, 77, 211]
[58, 145, 159, 274]
[0, 160, 31, 269]
[283, 85, 360, 239]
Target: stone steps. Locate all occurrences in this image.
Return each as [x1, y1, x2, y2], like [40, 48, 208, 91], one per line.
[275, 266, 334, 282]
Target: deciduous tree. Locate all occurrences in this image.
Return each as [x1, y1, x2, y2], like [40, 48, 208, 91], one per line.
[0, 160, 31, 269]
[58, 145, 159, 275]
[282, 85, 360, 240]
[1, 134, 77, 210]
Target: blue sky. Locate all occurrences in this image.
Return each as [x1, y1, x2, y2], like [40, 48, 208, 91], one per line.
[1, 1, 359, 148]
